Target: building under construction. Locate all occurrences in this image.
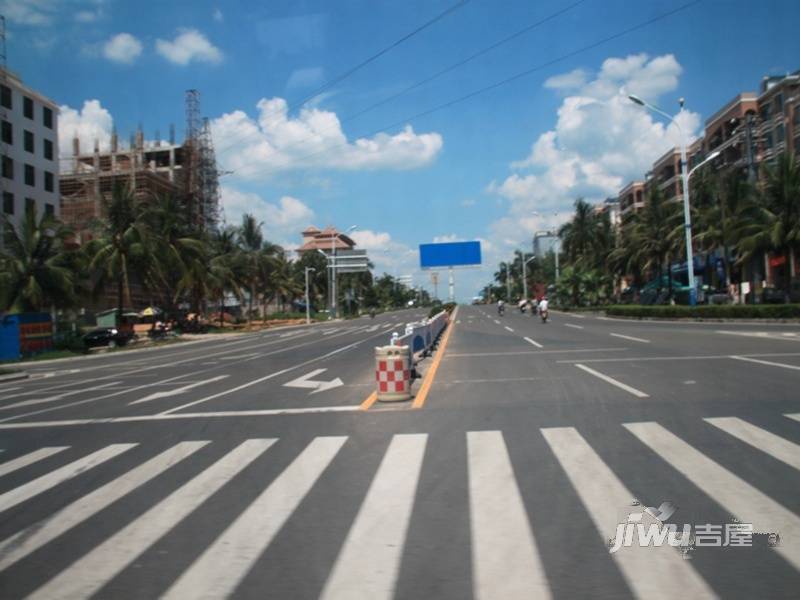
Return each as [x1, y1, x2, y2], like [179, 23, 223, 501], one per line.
[60, 90, 221, 244]
[59, 90, 221, 311]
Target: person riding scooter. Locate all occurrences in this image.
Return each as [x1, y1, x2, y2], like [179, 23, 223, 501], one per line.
[539, 296, 549, 323]
[497, 300, 505, 316]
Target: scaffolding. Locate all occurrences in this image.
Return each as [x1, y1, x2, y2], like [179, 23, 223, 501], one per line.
[183, 89, 220, 230]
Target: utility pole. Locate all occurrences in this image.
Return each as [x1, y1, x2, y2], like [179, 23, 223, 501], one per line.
[523, 254, 536, 300]
[505, 262, 511, 301]
[304, 267, 315, 325]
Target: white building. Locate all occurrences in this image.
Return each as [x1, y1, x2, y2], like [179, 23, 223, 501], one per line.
[0, 67, 59, 250]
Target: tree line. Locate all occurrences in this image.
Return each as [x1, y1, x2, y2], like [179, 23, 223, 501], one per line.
[0, 184, 426, 322]
[489, 153, 800, 306]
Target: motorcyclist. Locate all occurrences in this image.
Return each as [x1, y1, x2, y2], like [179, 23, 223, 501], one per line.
[518, 298, 527, 313]
[530, 297, 539, 316]
[497, 300, 505, 315]
[369, 308, 376, 319]
[539, 296, 549, 323]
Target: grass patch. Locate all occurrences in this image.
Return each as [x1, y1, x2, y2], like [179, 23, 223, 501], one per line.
[604, 304, 800, 319]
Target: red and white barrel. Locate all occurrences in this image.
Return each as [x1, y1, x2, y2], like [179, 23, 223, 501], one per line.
[375, 345, 412, 402]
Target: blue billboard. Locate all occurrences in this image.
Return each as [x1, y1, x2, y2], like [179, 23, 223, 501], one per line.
[419, 241, 482, 269]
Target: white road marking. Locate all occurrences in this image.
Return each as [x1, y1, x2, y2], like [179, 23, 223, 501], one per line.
[283, 368, 344, 394]
[0, 446, 69, 477]
[566, 313, 586, 319]
[129, 375, 230, 404]
[610, 333, 650, 344]
[504, 326, 514, 332]
[557, 352, 800, 364]
[624, 422, 800, 570]
[564, 323, 584, 330]
[0, 406, 364, 429]
[219, 353, 261, 360]
[730, 355, 800, 371]
[0, 441, 208, 572]
[704, 417, 800, 471]
[717, 330, 800, 342]
[0, 444, 136, 512]
[467, 431, 550, 600]
[449, 348, 627, 358]
[0, 381, 121, 411]
[494, 319, 501, 325]
[541, 427, 714, 599]
[523, 337, 543, 348]
[165, 437, 346, 599]
[321, 434, 427, 600]
[574, 364, 649, 398]
[27, 439, 275, 600]
[786, 413, 800, 424]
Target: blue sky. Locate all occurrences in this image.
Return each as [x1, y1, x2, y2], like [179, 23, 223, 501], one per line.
[6, 0, 800, 300]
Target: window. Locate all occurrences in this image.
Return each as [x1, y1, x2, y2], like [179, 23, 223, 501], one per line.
[774, 93, 784, 113]
[43, 138, 54, 161]
[43, 106, 53, 129]
[45, 203, 55, 217]
[23, 96, 34, 119]
[2, 192, 13, 215]
[0, 85, 11, 109]
[25, 198, 35, 214]
[2, 156, 12, 179]
[24, 163, 35, 187]
[44, 171, 54, 192]
[1, 120, 11, 144]
[776, 124, 785, 144]
[764, 129, 774, 149]
[24, 130, 34, 153]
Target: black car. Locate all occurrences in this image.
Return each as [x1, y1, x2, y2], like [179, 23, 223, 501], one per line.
[82, 327, 134, 349]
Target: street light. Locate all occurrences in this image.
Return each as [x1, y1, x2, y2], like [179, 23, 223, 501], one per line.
[331, 225, 358, 319]
[629, 94, 703, 305]
[304, 267, 316, 325]
[523, 254, 536, 300]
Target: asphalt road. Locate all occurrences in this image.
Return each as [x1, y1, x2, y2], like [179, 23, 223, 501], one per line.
[1, 305, 799, 598]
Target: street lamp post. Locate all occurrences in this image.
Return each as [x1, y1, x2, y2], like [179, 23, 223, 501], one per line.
[523, 254, 536, 300]
[331, 225, 357, 319]
[505, 262, 511, 301]
[629, 94, 701, 304]
[304, 267, 316, 325]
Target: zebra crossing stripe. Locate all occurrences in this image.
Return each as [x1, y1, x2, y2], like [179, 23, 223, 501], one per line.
[541, 427, 715, 599]
[0, 446, 69, 477]
[704, 417, 800, 471]
[467, 431, 551, 600]
[163, 436, 347, 599]
[0, 441, 209, 572]
[623, 422, 800, 571]
[27, 439, 276, 600]
[0, 444, 136, 514]
[320, 434, 427, 600]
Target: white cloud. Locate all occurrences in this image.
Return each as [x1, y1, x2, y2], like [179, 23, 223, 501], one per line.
[0, 0, 57, 25]
[487, 53, 701, 246]
[58, 99, 113, 157]
[102, 33, 142, 64]
[286, 67, 324, 90]
[212, 97, 443, 178]
[156, 29, 222, 66]
[220, 186, 314, 249]
[351, 229, 418, 279]
[212, 8, 223, 22]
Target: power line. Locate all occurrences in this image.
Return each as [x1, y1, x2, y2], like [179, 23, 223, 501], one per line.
[249, 0, 470, 134]
[219, 0, 586, 159]
[246, 0, 703, 178]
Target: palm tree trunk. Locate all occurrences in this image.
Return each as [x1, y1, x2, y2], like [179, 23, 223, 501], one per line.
[219, 293, 225, 328]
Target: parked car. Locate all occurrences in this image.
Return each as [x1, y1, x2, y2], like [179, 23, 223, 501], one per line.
[82, 327, 134, 349]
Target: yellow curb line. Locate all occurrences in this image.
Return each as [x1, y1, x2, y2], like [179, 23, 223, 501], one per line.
[360, 391, 378, 411]
[411, 306, 458, 409]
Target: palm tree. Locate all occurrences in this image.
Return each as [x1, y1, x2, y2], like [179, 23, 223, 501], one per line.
[269, 251, 301, 312]
[86, 184, 150, 319]
[0, 204, 78, 312]
[632, 187, 677, 298]
[558, 198, 598, 266]
[737, 154, 800, 301]
[237, 213, 265, 324]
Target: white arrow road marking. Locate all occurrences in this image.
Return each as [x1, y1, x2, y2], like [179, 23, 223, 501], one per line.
[283, 369, 343, 395]
[129, 376, 230, 405]
[366, 325, 380, 332]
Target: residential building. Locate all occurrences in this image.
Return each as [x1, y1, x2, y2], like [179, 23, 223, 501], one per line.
[296, 225, 357, 255]
[594, 196, 621, 228]
[647, 147, 683, 204]
[618, 181, 646, 218]
[703, 92, 758, 172]
[0, 67, 59, 251]
[532, 230, 557, 257]
[756, 71, 800, 165]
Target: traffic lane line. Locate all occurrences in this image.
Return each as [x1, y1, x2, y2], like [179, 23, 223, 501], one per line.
[556, 351, 800, 364]
[609, 332, 650, 344]
[573, 364, 649, 398]
[730, 355, 800, 371]
[564, 323, 584, 330]
[412, 308, 458, 409]
[161, 325, 408, 415]
[448, 348, 628, 358]
[523, 337, 543, 348]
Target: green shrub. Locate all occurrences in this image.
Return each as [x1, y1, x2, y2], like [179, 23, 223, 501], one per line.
[605, 304, 800, 319]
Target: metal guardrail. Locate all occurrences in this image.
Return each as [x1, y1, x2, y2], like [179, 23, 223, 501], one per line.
[389, 310, 449, 364]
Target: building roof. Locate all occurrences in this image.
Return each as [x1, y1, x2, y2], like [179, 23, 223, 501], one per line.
[0, 67, 59, 110]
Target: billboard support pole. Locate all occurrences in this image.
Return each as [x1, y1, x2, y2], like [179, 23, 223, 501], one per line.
[448, 268, 454, 302]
